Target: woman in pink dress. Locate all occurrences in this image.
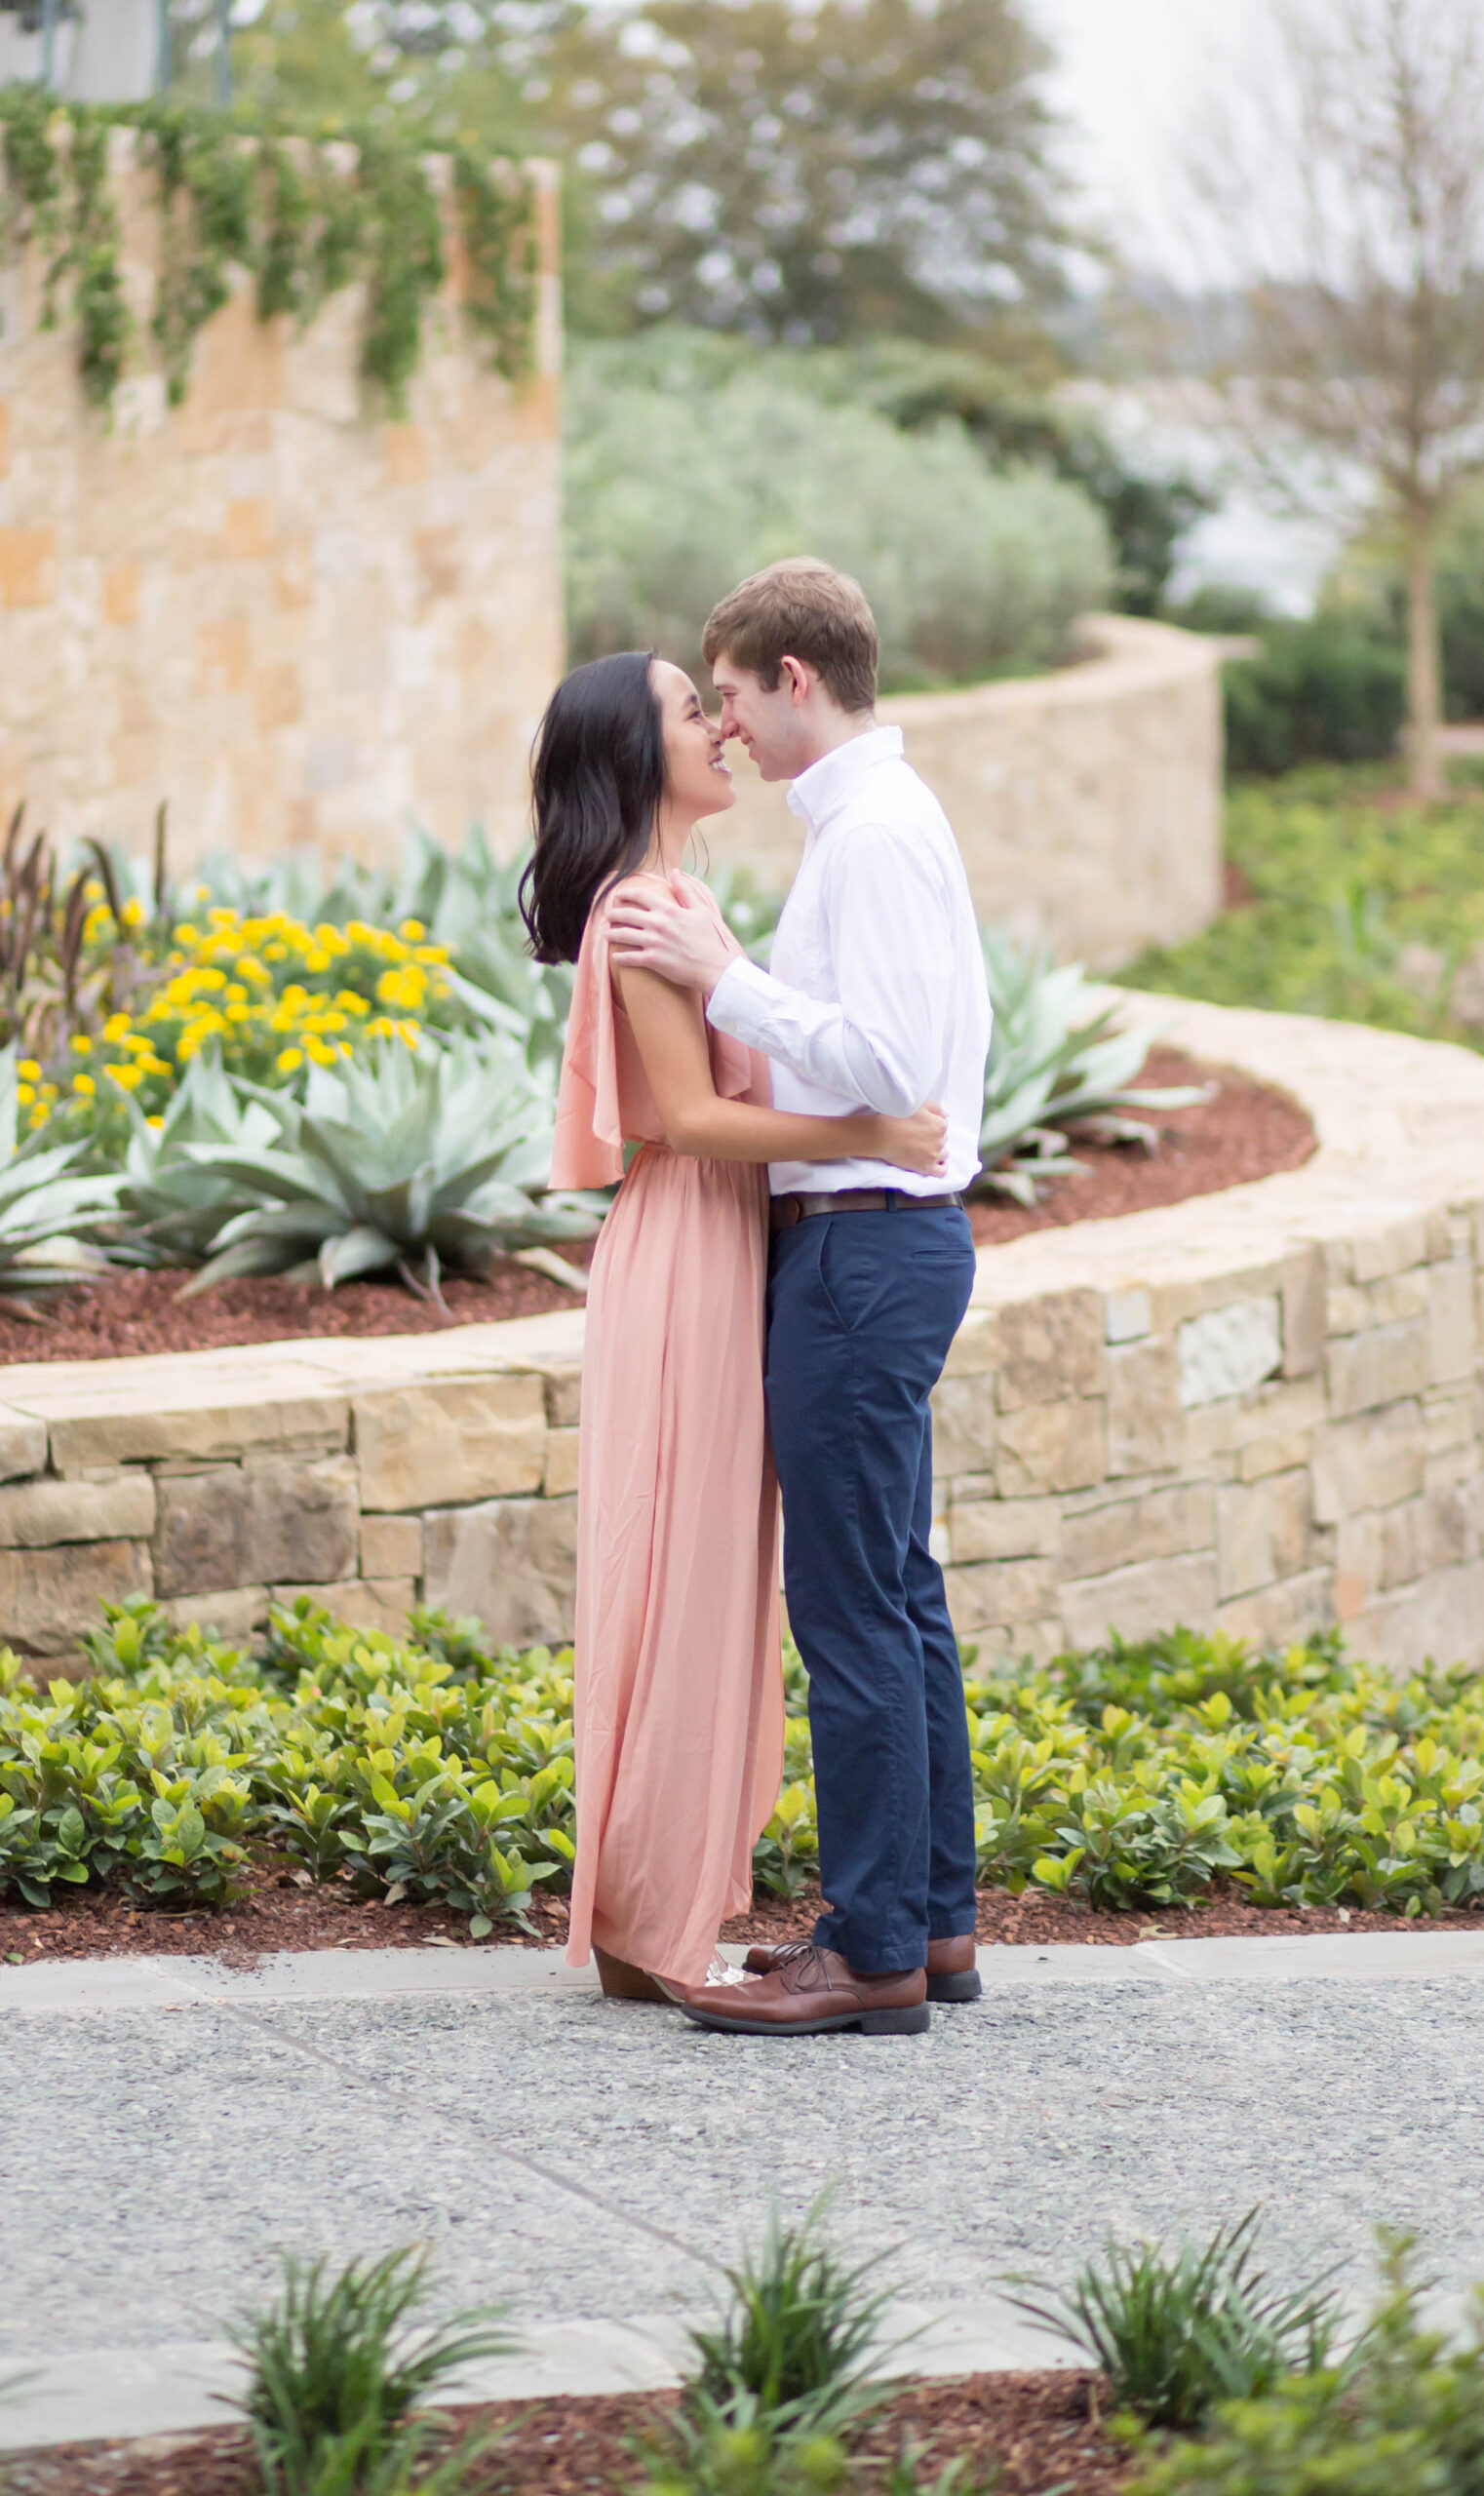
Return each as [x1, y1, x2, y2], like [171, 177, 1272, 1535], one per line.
[523, 651, 947, 2000]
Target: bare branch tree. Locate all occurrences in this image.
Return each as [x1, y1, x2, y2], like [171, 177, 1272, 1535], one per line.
[1186, 0, 1484, 799]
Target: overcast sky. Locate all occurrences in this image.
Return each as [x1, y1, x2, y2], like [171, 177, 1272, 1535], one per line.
[1028, 0, 1263, 274]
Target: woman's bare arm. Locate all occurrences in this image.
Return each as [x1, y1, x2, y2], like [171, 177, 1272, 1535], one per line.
[615, 963, 946, 1173]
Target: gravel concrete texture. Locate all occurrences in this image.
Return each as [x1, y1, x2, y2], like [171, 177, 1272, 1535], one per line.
[5, 1936, 1484, 2401]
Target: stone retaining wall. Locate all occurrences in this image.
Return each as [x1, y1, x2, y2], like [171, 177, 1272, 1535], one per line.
[706, 614, 1225, 969]
[0, 131, 563, 867]
[7, 995, 1484, 1676]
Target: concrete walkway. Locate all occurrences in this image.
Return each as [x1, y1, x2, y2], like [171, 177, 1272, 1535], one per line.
[4, 1930, 1484, 2450]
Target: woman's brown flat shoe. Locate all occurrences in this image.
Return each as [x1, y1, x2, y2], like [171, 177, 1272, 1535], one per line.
[594, 1946, 668, 2003]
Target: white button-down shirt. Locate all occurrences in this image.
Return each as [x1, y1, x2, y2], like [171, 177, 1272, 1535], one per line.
[706, 726, 992, 1195]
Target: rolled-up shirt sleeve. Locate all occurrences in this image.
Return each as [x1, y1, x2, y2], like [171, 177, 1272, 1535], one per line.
[707, 823, 950, 1116]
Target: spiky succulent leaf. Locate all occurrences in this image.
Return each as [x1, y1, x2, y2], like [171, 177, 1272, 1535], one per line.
[973, 933, 1206, 1201]
[0, 1047, 121, 1296]
[184, 1034, 597, 1293]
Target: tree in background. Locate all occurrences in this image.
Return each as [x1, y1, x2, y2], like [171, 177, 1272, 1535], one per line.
[1186, 0, 1484, 800]
[231, 0, 528, 151]
[321, 0, 1074, 349]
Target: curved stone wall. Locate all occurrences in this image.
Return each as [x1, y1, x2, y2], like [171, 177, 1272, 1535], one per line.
[703, 614, 1225, 969]
[5, 996, 1483, 1678]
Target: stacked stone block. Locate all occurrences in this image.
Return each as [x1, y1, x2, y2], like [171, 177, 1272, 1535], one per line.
[7, 1000, 1484, 1678]
[933, 1207, 1484, 1675]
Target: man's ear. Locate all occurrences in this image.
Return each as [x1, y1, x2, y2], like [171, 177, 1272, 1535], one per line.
[780, 655, 811, 706]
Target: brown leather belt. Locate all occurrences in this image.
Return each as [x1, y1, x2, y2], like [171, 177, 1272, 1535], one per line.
[769, 1188, 963, 1232]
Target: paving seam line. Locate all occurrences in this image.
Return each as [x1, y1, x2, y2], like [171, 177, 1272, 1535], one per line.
[188, 1984, 721, 2280]
[8, 1929, 1484, 2016]
[0, 2301, 1081, 2455]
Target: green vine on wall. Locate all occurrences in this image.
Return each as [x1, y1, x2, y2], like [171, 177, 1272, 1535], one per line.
[0, 90, 540, 419]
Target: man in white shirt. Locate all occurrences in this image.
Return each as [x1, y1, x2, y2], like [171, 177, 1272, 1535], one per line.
[607, 558, 992, 2038]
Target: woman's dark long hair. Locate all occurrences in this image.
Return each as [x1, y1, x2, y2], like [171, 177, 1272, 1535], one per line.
[520, 651, 667, 964]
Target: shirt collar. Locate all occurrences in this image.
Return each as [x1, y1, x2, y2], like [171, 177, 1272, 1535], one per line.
[786, 725, 904, 830]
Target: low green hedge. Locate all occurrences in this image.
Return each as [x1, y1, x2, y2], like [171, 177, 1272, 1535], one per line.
[4, 1605, 1484, 1933]
[1222, 623, 1407, 776]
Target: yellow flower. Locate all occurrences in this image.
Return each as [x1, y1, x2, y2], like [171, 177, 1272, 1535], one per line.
[145, 1114, 164, 1130]
[263, 941, 288, 963]
[303, 949, 331, 974]
[70, 1033, 93, 1055]
[123, 1032, 153, 1056]
[17, 1059, 40, 1080]
[305, 1037, 336, 1067]
[72, 1072, 96, 1096]
[102, 1013, 132, 1044]
[276, 1047, 303, 1073]
[224, 983, 249, 1004]
[121, 897, 145, 930]
[84, 878, 103, 902]
[235, 956, 270, 986]
[399, 918, 426, 942]
[16, 1082, 33, 1106]
[39, 1081, 59, 1101]
[225, 1001, 251, 1024]
[370, 1015, 395, 1037]
[27, 1103, 48, 1128]
[140, 1055, 172, 1077]
[104, 1061, 143, 1090]
[174, 923, 200, 947]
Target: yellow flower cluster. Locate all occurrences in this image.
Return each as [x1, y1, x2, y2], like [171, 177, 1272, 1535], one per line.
[28, 906, 453, 1132]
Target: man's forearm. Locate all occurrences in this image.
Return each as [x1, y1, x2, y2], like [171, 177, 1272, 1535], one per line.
[708, 958, 926, 1116]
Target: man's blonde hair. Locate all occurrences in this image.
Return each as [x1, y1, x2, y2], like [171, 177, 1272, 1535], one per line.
[701, 559, 878, 714]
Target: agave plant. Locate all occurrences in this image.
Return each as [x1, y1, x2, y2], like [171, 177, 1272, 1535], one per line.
[974, 929, 1207, 1205]
[117, 1046, 283, 1266]
[0, 1046, 120, 1302]
[179, 1033, 601, 1299]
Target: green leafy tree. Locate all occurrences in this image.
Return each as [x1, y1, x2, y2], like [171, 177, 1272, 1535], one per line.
[346, 0, 1075, 345]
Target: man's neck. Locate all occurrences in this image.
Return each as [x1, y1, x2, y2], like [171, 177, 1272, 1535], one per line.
[793, 709, 877, 776]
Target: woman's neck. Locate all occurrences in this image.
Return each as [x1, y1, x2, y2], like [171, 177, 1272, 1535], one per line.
[642, 809, 696, 878]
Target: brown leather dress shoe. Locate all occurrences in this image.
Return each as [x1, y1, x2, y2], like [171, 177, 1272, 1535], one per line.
[745, 1930, 981, 2004]
[671, 1943, 930, 2037]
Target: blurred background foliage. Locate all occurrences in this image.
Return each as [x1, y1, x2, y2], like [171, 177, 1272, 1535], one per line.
[222, 0, 1207, 686]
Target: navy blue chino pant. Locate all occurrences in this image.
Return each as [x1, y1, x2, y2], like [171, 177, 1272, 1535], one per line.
[764, 1202, 979, 1974]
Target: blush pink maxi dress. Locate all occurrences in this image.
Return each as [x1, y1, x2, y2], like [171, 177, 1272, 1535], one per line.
[550, 875, 786, 1988]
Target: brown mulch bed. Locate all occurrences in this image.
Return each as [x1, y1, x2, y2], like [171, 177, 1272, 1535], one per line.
[2, 2371, 1133, 2496]
[967, 1048, 1314, 1248]
[0, 1249, 598, 1367]
[3, 1859, 1471, 1969]
[0, 1052, 1309, 1366]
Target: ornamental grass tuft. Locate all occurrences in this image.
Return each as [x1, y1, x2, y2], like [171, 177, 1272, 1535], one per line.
[223, 2243, 514, 2496]
[1003, 2210, 1348, 2431]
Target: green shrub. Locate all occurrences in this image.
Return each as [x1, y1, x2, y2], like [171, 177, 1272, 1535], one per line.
[224, 2244, 513, 2496]
[1120, 763, 1484, 1042]
[1005, 2211, 1347, 2430]
[1129, 2238, 1484, 2496]
[565, 339, 1112, 692]
[1223, 624, 1407, 775]
[13, 1608, 1484, 1931]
